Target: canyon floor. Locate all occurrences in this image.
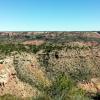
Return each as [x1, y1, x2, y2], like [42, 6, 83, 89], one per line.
[0, 32, 100, 100]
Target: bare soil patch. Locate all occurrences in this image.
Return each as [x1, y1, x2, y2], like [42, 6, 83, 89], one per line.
[23, 40, 45, 46]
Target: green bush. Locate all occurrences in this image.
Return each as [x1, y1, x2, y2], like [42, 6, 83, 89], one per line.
[36, 73, 91, 100]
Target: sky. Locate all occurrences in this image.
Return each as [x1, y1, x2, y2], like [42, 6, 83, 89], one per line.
[0, 0, 100, 31]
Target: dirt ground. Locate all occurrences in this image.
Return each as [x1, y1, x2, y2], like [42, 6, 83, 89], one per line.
[78, 78, 100, 93]
[0, 56, 40, 98]
[23, 40, 45, 46]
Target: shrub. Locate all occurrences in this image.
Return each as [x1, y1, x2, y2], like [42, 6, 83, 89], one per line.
[38, 73, 91, 100]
